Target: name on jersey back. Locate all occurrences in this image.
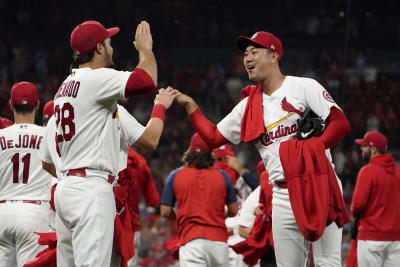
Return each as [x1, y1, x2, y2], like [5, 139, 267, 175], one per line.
[0, 134, 43, 150]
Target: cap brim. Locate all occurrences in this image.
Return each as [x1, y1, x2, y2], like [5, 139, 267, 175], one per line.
[236, 36, 263, 51]
[355, 139, 367, 145]
[107, 27, 120, 38]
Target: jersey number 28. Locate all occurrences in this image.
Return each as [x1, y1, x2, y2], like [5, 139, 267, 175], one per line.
[55, 103, 76, 157]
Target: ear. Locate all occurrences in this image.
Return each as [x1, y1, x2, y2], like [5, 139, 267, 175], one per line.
[95, 43, 103, 55]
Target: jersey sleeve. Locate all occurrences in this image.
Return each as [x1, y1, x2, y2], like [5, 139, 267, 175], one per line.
[91, 68, 132, 104]
[117, 105, 146, 145]
[239, 186, 260, 227]
[39, 124, 54, 164]
[160, 168, 180, 206]
[216, 168, 237, 204]
[217, 98, 248, 145]
[302, 78, 341, 121]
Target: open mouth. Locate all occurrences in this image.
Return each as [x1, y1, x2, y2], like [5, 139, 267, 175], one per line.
[247, 65, 255, 72]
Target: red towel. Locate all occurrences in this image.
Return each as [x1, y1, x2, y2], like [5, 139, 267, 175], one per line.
[230, 171, 273, 266]
[279, 137, 350, 241]
[23, 232, 57, 267]
[113, 186, 135, 267]
[240, 85, 265, 143]
[164, 236, 181, 260]
[346, 239, 358, 267]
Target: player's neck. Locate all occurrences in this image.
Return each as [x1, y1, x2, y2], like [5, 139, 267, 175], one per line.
[260, 72, 286, 96]
[79, 58, 107, 70]
[13, 113, 35, 124]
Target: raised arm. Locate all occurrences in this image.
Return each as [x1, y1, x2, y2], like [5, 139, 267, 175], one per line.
[175, 93, 228, 149]
[125, 21, 157, 97]
[134, 87, 180, 151]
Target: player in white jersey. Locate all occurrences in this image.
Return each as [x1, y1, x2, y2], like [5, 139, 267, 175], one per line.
[0, 82, 51, 267]
[42, 20, 179, 267]
[174, 31, 351, 267]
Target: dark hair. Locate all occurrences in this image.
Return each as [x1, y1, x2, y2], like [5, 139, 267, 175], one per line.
[70, 41, 105, 72]
[13, 104, 36, 114]
[181, 148, 215, 169]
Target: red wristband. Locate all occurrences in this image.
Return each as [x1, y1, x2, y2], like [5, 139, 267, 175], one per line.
[151, 104, 166, 122]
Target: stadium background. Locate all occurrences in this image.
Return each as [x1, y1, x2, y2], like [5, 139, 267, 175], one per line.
[1, 0, 399, 265]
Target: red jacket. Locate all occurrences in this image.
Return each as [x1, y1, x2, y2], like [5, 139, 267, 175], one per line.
[231, 171, 273, 266]
[118, 146, 160, 231]
[279, 137, 350, 241]
[351, 154, 400, 241]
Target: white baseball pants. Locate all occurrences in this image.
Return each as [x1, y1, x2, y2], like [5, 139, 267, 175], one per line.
[179, 238, 229, 267]
[0, 201, 49, 267]
[357, 240, 400, 267]
[54, 176, 116, 267]
[272, 187, 342, 267]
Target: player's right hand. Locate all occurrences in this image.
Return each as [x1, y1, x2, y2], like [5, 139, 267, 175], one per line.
[154, 86, 181, 109]
[133, 21, 153, 51]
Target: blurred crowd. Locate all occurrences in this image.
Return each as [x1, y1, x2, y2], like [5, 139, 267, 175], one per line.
[1, 0, 400, 266]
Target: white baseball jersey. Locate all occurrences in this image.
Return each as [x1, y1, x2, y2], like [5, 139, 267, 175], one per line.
[226, 176, 253, 245]
[40, 104, 145, 176]
[54, 67, 131, 176]
[238, 186, 260, 228]
[0, 124, 51, 200]
[218, 76, 340, 183]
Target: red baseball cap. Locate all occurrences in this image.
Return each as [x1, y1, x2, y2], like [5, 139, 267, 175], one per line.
[70, 20, 120, 54]
[189, 133, 210, 153]
[43, 100, 54, 120]
[10, 82, 39, 106]
[257, 160, 266, 177]
[0, 118, 13, 129]
[213, 145, 235, 158]
[355, 131, 388, 150]
[236, 31, 283, 60]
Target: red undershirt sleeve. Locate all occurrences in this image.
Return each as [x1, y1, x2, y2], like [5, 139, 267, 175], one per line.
[125, 68, 155, 97]
[320, 107, 351, 149]
[189, 108, 228, 149]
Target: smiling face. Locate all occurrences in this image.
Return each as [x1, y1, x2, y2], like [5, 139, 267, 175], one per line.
[243, 45, 277, 83]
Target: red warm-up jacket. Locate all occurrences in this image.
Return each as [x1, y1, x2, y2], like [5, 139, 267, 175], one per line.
[351, 154, 400, 241]
[279, 137, 350, 241]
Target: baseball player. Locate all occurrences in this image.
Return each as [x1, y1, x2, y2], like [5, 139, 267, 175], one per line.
[44, 20, 179, 267]
[213, 145, 258, 267]
[174, 31, 351, 266]
[351, 131, 400, 267]
[0, 82, 51, 267]
[238, 161, 265, 240]
[160, 133, 239, 267]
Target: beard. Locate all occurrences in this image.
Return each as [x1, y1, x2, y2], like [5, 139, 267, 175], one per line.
[103, 47, 115, 69]
[361, 148, 371, 163]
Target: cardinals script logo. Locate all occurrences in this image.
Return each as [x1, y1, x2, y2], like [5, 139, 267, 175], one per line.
[259, 98, 303, 146]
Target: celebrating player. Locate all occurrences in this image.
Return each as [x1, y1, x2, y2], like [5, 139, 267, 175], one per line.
[160, 133, 239, 267]
[174, 31, 350, 266]
[351, 131, 400, 267]
[0, 82, 52, 267]
[44, 20, 179, 267]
